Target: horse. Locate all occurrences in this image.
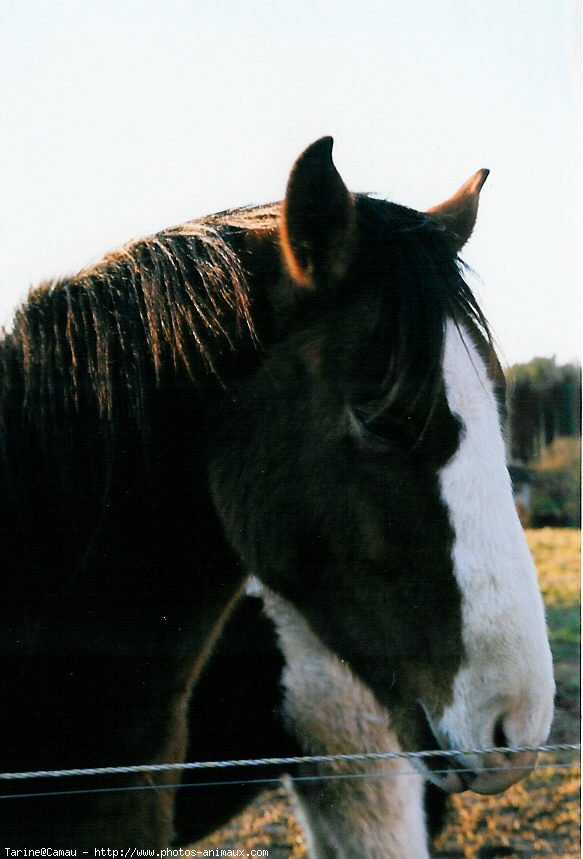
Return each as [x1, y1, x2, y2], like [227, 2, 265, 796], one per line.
[0, 137, 554, 848]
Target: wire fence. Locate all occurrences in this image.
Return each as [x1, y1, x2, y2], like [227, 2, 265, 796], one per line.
[1, 761, 580, 804]
[0, 742, 579, 786]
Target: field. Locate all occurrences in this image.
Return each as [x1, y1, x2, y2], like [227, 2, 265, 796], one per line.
[194, 529, 580, 858]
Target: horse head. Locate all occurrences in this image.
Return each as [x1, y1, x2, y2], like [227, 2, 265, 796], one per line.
[209, 137, 555, 796]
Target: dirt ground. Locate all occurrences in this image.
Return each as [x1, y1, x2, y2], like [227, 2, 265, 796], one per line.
[192, 529, 580, 858]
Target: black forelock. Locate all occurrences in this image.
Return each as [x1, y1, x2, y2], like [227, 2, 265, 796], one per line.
[347, 194, 494, 445]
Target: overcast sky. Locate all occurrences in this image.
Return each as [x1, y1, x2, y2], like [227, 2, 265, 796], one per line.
[1, 0, 580, 366]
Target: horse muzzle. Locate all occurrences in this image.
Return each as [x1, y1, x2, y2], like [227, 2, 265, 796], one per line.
[439, 748, 538, 794]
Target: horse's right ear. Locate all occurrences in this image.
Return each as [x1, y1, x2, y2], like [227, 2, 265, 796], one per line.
[280, 137, 356, 288]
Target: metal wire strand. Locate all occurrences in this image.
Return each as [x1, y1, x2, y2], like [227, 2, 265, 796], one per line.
[0, 742, 579, 783]
[0, 760, 579, 803]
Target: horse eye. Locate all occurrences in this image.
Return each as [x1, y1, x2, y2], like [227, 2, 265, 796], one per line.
[348, 405, 404, 450]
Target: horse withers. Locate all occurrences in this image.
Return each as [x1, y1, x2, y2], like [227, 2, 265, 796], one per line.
[0, 138, 554, 847]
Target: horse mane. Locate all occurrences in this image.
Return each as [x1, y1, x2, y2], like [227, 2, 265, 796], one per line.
[0, 205, 280, 433]
[0, 195, 492, 447]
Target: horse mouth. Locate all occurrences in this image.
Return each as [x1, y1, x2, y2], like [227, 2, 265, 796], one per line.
[425, 758, 472, 793]
[414, 703, 471, 794]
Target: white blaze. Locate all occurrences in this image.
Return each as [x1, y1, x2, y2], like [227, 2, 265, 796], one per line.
[435, 321, 554, 753]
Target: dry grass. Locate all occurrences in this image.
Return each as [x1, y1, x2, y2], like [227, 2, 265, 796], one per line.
[193, 529, 581, 857]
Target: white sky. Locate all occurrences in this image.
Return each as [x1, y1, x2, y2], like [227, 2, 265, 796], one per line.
[1, 0, 580, 366]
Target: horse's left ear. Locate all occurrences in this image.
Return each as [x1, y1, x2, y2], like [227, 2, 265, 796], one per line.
[281, 137, 356, 287]
[427, 168, 489, 250]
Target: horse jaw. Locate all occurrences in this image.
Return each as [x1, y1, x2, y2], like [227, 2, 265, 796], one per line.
[261, 585, 432, 859]
[423, 320, 555, 794]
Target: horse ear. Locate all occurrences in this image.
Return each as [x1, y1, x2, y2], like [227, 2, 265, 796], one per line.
[281, 137, 356, 287]
[427, 169, 489, 250]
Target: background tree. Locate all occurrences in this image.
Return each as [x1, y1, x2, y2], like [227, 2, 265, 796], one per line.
[508, 358, 581, 463]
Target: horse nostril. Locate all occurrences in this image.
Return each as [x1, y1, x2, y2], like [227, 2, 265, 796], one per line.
[493, 717, 509, 750]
